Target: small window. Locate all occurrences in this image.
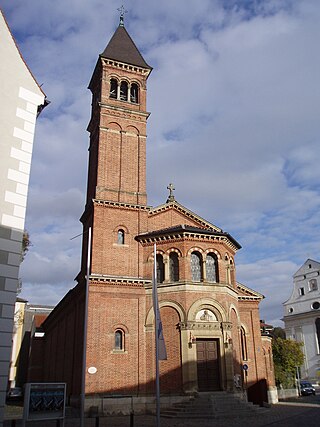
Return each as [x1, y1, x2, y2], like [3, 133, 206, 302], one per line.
[110, 78, 118, 99]
[120, 81, 128, 101]
[169, 252, 179, 282]
[289, 307, 294, 313]
[240, 327, 248, 361]
[117, 229, 125, 245]
[130, 83, 139, 103]
[156, 254, 164, 283]
[299, 287, 305, 296]
[309, 279, 318, 291]
[115, 330, 124, 350]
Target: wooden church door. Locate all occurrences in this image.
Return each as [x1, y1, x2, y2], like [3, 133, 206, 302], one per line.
[196, 339, 221, 391]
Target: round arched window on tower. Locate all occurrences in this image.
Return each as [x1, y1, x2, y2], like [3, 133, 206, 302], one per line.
[311, 301, 320, 310]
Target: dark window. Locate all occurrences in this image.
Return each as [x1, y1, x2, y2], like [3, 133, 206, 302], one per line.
[316, 318, 320, 351]
[156, 254, 164, 283]
[110, 79, 118, 99]
[120, 81, 128, 101]
[169, 252, 179, 282]
[206, 253, 218, 282]
[299, 287, 305, 296]
[240, 327, 248, 360]
[191, 251, 202, 282]
[130, 83, 139, 103]
[117, 229, 124, 244]
[115, 330, 124, 350]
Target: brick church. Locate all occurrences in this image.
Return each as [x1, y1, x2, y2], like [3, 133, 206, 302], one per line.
[32, 16, 277, 413]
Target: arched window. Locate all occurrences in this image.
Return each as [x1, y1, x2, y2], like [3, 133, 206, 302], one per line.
[206, 253, 218, 282]
[316, 318, 320, 351]
[110, 78, 118, 99]
[240, 327, 248, 360]
[117, 229, 124, 244]
[191, 251, 202, 282]
[130, 83, 139, 103]
[120, 81, 128, 101]
[115, 329, 124, 350]
[156, 254, 164, 283]
[169, 252, 179, 282]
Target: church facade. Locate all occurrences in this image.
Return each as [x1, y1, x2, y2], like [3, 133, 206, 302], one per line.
[283, 259, 320, 382]
[36, 18, 277, 413]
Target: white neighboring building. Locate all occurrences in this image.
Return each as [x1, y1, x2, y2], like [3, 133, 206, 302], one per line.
[283, 259, 320, 383]
[0, 10, 47, 426]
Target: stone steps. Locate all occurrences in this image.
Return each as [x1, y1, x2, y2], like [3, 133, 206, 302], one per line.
[161, 392, 268, 419]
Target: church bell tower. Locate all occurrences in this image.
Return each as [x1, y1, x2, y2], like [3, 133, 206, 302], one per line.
[81, 15, 152, 279]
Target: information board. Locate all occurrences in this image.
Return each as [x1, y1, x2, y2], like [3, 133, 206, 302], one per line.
[23, 383, 66, 421]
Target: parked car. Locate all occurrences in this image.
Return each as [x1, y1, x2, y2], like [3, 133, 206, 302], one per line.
[6, 387, 23, 401]
[300, 381, 316, 396]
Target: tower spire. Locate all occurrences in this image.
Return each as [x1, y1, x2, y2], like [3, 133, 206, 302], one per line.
[117, 5, 128, 27]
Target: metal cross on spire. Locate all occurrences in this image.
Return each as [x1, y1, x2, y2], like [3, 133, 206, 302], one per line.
[166, 183, 176, 203]
[117, 5, 128, 26]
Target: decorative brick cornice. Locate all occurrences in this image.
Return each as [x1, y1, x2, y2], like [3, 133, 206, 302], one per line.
[101, 58, 151, 77]
[90, 274, 149, 287]
[93, 199, 150, 211]
[99, 104, 150, 120]
[136, 225, 240, 251]
[236, 281, 264, 300]
[179, 321, 222, 331]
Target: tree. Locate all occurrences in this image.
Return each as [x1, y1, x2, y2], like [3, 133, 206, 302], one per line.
[272, 326, 286, 339]
[21, 230, 31, 261]
[272, 338, 304, 388]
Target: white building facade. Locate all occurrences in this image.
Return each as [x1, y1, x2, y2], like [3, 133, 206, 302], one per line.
[283, 259, 320, 383]
[0, 10, 46, 426]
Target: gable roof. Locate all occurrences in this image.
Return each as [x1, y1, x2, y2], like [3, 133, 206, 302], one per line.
[293, 258, 320, 278]
[236, 282, 264, 300]
[101, 24, 151, 69]
[149, 200, 222, 231]
[0, 10, 46, 97]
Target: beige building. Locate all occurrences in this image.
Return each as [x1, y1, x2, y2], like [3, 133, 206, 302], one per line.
[0, 10, 47, 426]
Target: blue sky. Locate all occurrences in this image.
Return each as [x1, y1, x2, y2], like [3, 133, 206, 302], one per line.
[2, 0, 320, 325]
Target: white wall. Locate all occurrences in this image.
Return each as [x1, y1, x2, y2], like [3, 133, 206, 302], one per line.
[0, 11, 46, 426]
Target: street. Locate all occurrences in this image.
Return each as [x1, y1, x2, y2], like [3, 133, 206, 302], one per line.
[4, 393, 320, 427]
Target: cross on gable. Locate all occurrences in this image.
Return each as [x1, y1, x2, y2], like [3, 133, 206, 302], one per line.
[166, 183, 175, 202]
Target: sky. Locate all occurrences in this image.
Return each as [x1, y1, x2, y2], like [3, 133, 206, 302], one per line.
[2, 0, 320, 326]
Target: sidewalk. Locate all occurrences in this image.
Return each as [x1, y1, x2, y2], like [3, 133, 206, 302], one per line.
[4, 400, 320, 427]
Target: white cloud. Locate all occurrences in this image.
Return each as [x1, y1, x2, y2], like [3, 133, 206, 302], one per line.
[2, 0, 320, 324]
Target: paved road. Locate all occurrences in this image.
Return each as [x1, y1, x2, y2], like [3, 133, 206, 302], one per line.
[4, 395, 320, 427]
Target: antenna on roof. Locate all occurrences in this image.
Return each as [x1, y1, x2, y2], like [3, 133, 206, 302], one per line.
[117, 5, 128, 27]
